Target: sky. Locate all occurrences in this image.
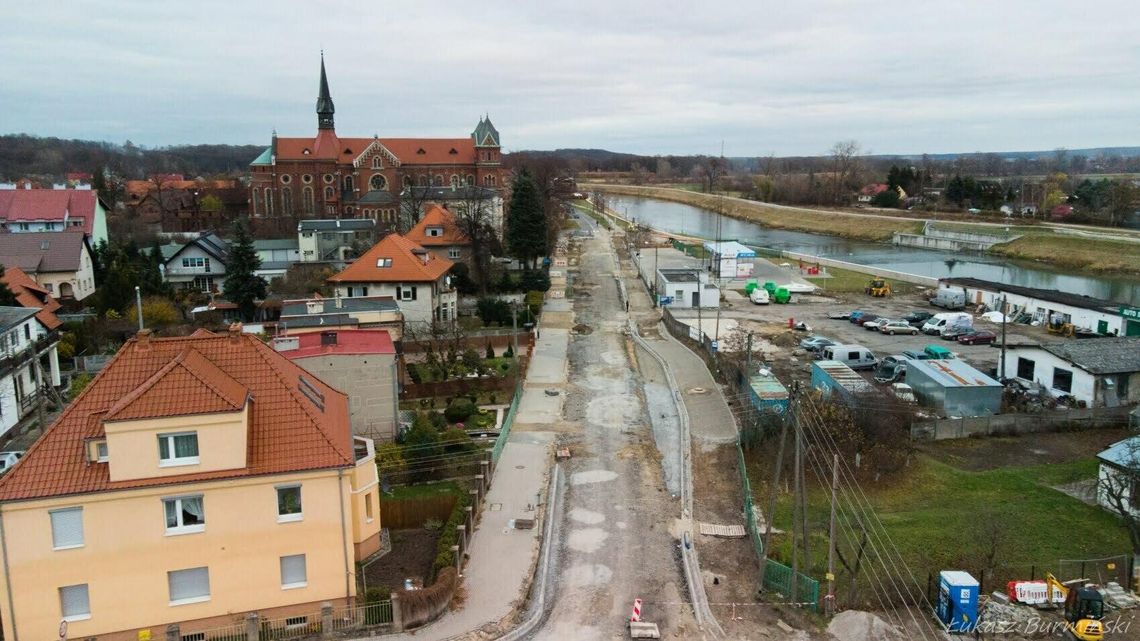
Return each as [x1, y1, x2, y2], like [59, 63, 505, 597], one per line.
[2, 0, 1138, 157]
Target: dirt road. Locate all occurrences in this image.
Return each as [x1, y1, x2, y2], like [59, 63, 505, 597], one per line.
[529, 228, 697, 639]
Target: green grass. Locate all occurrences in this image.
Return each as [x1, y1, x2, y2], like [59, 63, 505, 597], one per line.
[754, 455, 1130, 583]
[571, 202, 612, 229]
[991, 232, 1140, 276]
[805, 265, 921, 296]
[386, 480, 463, 500]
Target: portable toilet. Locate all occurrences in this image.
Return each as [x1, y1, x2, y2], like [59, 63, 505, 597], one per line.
[936, 570, 979, 633]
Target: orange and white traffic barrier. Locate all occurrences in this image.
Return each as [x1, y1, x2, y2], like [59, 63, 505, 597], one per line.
[630, 598, 642, 622]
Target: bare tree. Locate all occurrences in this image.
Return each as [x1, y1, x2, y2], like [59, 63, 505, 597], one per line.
[455, 188, 501, 293]
[1096, 439, 1140, 553]
[402, 320, 469, 382]
[829, 140, 863, 205]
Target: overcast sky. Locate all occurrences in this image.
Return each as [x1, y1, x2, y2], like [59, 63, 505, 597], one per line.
[2, 1, 1137, 157]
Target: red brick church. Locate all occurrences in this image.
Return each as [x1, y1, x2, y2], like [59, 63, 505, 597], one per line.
[248, 55, 505, 234]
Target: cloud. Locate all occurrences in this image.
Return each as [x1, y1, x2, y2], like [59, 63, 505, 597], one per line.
[1, 0, 1136, 156]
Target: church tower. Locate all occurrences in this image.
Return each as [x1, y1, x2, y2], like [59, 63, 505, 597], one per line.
[316, 53, 335, 130]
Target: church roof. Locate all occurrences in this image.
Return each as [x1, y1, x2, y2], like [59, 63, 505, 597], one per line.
[472, 116, 501, 147]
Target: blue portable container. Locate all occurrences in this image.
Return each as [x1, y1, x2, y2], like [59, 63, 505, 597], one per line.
[747, 370, 789, 414]
[936, 570, 979, 633]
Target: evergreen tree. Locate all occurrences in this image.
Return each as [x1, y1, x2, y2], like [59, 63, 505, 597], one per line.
[505, 170, 548, 268]
[222, 217, 267, 321]
[0, 265, 19, 307]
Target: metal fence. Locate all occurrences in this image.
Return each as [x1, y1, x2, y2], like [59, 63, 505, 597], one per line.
[491, 381, 522, 464]
[258, 615, 321, 641]
[329, 601, 394, 631]
[763, 559, 821, 611]
[184, 622, 247, 641]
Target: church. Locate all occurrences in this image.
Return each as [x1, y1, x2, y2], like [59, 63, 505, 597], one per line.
[248, 55, 505, 234]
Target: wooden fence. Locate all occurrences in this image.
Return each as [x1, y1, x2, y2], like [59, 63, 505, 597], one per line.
[380, 494, 458, 530]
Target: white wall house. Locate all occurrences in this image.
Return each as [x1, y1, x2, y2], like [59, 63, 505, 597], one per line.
[945, 277, 1125, 335]
[162, 232, 229, 293]
[0, 232, 96, 301]
[1097, 437, 1140, 518]
[656, 269, 720, 308]
[1001, 337, 1140, 407]
[0, 308, 61, 437]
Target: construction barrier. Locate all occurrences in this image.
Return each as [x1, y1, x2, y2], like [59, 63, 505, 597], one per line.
[630, 598, 642, 622]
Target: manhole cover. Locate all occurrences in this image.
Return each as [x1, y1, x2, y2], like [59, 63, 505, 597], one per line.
[688, 387, 709, 395]
[516, 465, 526, 470]
[490, 503, 502, 512]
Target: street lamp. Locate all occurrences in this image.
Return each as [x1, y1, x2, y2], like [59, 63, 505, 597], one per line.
[135, 286, 143, 331]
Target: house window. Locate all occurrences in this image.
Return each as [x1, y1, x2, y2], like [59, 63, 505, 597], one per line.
[323, 173, 334, 184]
[158, 432, 199, 466]
[95, 440, 108, 462]
[466, 174, 475, 186]
[371, 156, 383, 169]
[1053, 367, 1073, 394]
[365, 492, 374, 522]
[280, 174, 291, 184]
[50, 507, 84, 549]
[264, 188, 274, 216]
[182, 257, 205, 268]
[1130, 478, 1140, 511]
[252, 189, 261, 216]
[23, 324, 30, 340]
[450, 175, 459, 188]
[45, 283, 53, 293]
[282, 187, 293, 214]
[344, 175, 355, 193]
[277, 485, 302, 522]
[376, 258, 392, 268]
[370, 174, 387, 191]
[399, 287, 416, 301]
[426, 227, 443, 237]
[448, 248, 461, 259]
[303, 187, 315, 214]
[280, 554, 308, 589]
[191, 276, 214, 292]
[302, 174, 313, 184]
[359, 286, 369, 296]
[59, 584, 91, 621]
[433, 175, 444, 186]
[324, 186, 335, 200]
[164, 496, 205, 534]
[168, 567, 210, 605]
[1016, 357, 1035, 380]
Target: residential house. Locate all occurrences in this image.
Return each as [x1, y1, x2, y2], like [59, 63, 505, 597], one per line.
[401, 186, 504, 238]
[0, 231, 95, 300]
[0, 188, 109, 245]
[1001, 337, 1140, 407]
[405, 205, 471, 265]
[1096, 436, 1140, 517]
[162, 232, 229, 293]
[857, 183, 888, 203]
[328, 234, 456, 327]
[0, 306, 61, 437]
[279, 296, 403, 340]
[2, 266, 64, 332]
[0, 328, 382, 641]
[275, 329, 400, 442]
[126, 179, 246, 234]
[297, 219, 377, 263]
[254, 238, 301, 280]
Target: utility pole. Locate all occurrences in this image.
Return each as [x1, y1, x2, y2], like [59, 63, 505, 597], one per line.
[512, 302, 519, 365]
[826, 453, 839, 616]
[999, 294, 1008, 380]
[745, 332, 754, 376]
[791, 400, 801, 604]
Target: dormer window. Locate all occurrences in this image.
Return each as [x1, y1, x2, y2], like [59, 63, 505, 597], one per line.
[449, 148, 458, 155]
[86, 439, 109, 463]
[426, 227, 443, 237]
[376, 258, 392, 268]
[303, 148, 311, 155]
[158, 432, 199, 467]
[416, 148, 426, 155]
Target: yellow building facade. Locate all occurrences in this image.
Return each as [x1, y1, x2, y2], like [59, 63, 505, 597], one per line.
[0, 329, 382, 641]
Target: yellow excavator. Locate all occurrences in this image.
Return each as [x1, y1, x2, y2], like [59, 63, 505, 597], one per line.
[865, 279, 892, 297]
[1045, 573, 1105, 640]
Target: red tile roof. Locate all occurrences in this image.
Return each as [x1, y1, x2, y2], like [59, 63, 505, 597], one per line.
[274, 136, 476, 165]
[405, 205, 470, 247]
[280, 329, 396, 360]
[0, 189, 99, 236]
[329, 233, 453, 284]
[0, 331, 353, 502]
[1, 266, 62, 330]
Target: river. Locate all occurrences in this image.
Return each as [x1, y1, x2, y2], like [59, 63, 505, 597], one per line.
[607, 196, 1140, 306]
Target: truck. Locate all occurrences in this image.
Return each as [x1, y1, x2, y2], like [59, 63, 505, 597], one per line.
[922, 312, 971, 336]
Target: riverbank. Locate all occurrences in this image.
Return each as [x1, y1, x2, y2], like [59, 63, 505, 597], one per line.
[588, 183, 1140, 277]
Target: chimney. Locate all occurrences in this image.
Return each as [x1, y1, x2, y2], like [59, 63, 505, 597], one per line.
[228, 322, 243, 342]
[136, 328, 153, 348]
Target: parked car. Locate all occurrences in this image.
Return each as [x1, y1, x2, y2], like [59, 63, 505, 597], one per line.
[781, 282, 818, 294]
[940, 322, 974, 340]
[922, 312, 972, 335]
[848, 311, 870, 324]
[799, 335, 835, 351]
[902, 350, 933, 361]
[874, 355, 911, 383]
[880, 320, 919, 335]
[749, 288, 770, 305]
[957, 329, 997, 345]
[930, 287, 967, 310]
[820, 344, 879, 370]
[923, 345, 956, 359]
[891, 383, 917, 404]
[828, 311, 851, 320]
[903, 311, 934, 327]
[856, 313, 881, 326]
[863, 317, 891, 331]
[0, 451, 24, 474]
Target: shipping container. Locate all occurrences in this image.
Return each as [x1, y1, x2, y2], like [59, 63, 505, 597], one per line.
[811, 360, 875, 404]
[747, 370, 789, 414]
[905, 358, 1002, 417]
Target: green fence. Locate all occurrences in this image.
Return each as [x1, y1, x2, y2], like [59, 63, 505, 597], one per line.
[737, 434, 821, 611]
[491, 382, 522, 464]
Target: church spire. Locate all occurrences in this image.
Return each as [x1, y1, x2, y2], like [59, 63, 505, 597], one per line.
[316, 52, 335, 130]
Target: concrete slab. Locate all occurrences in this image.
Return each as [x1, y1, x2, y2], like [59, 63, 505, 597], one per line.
[515, 387, 564, 425]
[526, 328, 569, 385]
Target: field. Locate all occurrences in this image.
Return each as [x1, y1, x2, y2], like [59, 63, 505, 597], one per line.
[804, 264, 923, 296]
[748, 433, 1132, 605]
[990, 231, 1140, 276]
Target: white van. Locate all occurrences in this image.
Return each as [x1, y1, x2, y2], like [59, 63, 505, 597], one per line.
[749, 288, 770, 304]
[922, 312, 971, 335]
[821, 344, 878, 371]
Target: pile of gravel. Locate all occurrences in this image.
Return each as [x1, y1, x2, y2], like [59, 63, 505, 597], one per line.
[826, 610, 906, 641]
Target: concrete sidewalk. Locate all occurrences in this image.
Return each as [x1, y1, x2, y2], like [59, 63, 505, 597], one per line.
[374, 300, 569, 641]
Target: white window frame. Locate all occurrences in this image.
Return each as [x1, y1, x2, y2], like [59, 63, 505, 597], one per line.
[276, 485, 303, 523]
[168, 567, 211, 606]
[95, 440, 108, 462]
[400, 287, 415, 301]
[158, 432, 199, 467]
[163, 495, 206, 536]
[448, 248, 461, 259]
[50, 507, 85, 550]
[280, 554, 308, 590]
[59, 583, 91, 622]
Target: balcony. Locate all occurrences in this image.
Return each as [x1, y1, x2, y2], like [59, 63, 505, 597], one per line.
[0, 331, 60, 378]
[353, 436, 375, 465]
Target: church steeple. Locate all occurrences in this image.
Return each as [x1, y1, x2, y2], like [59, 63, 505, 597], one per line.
[316, 52, 335, 130]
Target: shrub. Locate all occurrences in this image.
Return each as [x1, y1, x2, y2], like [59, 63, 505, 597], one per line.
[445, 398, 475, 423]
[375, 442, 406, 476]
[427, 410, 448, 431]
[431, 492, 471, 579]
[68, 373, 94, 399]
[519, 269, 551, 292]
[485, 342, 495, 359]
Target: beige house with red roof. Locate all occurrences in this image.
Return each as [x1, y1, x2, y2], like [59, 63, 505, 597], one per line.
[248, 55, 504, 235]
[405, 205, 472, 265]
[328, 234, 456, 327]
[0, 328, 382, 641]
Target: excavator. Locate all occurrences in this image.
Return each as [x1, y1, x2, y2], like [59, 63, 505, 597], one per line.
[1045, 573, 1106, 640]
[865, 279, 892, 297]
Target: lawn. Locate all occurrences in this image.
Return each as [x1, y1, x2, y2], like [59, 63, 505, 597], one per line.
[751, 453, 1131, 591]
[571, 202, 612, 229]
[805, 264, 922, 296]
[990, 231, 1140, 276]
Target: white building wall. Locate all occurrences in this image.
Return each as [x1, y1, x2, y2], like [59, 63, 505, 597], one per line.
[334, 281, 452, 326]
[1001, 348, 1098, 404]
[970, 288, 1123, 334]
[164, 245, 226, 291]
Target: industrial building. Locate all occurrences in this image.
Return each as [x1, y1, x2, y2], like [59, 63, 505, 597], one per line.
[942, 277, 1132, 336]
[655, 268, 720, 308]
[906, 358, 1002, 417]
[702, 241, 756, 280]
[1001, 337, 1140, 408]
